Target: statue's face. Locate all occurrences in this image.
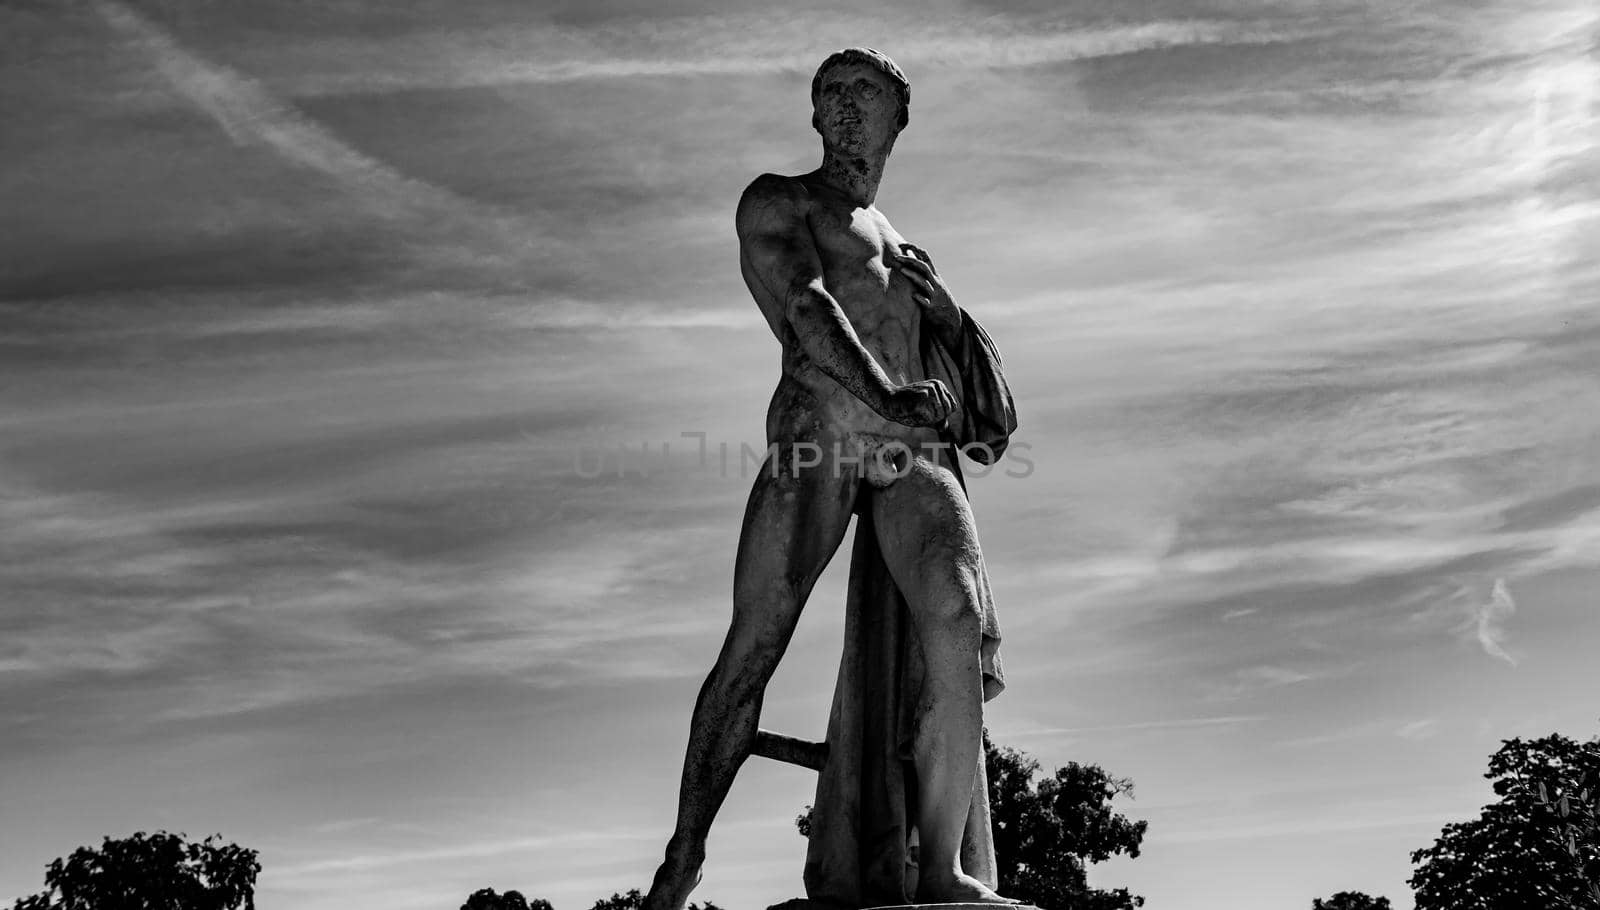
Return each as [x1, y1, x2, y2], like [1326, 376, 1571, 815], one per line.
[814, 61, 902, 157]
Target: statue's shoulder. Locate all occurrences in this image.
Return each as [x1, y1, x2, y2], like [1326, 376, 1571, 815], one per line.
[737, 172, 813, 234]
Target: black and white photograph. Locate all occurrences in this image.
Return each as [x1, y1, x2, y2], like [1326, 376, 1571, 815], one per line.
[3, 2, 1597, 909]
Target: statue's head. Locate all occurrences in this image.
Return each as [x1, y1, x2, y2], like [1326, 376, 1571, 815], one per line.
[811, 47, 910, 155]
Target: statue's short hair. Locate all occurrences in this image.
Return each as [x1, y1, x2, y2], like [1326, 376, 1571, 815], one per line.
[811, 47, 910, 132]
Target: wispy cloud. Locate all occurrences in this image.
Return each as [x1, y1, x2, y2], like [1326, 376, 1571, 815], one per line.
[1475, 577, 1519, 665]
[1159, 810, 1461, 845]
[273, 828, 655, 877]
[999, 715, 1266, 738]
[268, 14, 1313, 96]
[90, 0, 480, 221]
[1396, 718, 1441, 742]
[82, 0, 579, 289]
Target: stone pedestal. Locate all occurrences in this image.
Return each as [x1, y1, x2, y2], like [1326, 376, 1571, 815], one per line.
[865, 905, 1041, 910]
[771, 895, 1043, 902]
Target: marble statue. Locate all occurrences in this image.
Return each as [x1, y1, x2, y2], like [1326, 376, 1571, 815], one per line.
[643, 47, 1020, 910]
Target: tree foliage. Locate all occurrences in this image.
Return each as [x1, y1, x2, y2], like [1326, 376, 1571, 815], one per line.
[587, 889, 721, 910]
[461, 888, 551, 910]
[1410, 733, 1600, 909]
[1534, 739, 1600, 905]
[985, 732, 1148, 910]
[1312, 892, 1392, 910]
[9, 831, 259, 910]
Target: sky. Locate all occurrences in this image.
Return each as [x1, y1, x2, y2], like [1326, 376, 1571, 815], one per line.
[1, 0, 1598, 908]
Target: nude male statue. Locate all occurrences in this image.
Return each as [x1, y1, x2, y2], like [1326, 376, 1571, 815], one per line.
[644, 48, 1017, 910]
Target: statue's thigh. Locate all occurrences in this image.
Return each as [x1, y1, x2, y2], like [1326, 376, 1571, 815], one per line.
[868, 457, 985, 617]
[731, 448, 861, 619]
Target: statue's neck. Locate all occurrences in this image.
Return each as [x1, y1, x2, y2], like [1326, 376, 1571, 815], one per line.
[819, 146, 890, 209]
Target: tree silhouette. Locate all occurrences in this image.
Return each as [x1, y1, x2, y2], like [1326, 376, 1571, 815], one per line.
[1312, 892, 1392, 910]
[9, 831, 259, 910]
[587, 889, 721, 910]
[985, 732, 1147, 909]
[1533, 737, 1600, 905]
[461, 888, 551, 910]
[1410, 732, 1600, 909]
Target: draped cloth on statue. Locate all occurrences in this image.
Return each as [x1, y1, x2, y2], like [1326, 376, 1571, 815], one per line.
[802, 310, 1018, 909]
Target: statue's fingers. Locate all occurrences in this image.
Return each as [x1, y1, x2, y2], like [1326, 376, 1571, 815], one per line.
[897, 265, 931, 292]
[919, 385, 949, 425]
[895, 256, 934, 283]
[901, 242, 937, 273]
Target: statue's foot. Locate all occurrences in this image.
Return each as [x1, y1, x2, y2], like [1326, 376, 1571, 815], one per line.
[915, 871, 1023, 906]
[641, 838, 705, 910]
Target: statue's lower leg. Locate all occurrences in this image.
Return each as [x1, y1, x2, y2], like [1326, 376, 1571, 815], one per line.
[642, 664, 763, 910]
[644, 833, 706, 910]
[911, 617, 1017, 906]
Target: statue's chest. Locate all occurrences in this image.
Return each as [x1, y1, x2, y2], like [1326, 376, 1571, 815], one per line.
[811, 205, 909, 311]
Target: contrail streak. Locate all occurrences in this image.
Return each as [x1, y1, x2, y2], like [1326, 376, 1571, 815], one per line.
[89, 0, 513, 238]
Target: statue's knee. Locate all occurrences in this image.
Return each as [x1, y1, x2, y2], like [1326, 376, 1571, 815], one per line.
[918, 578, 984, 640]
[707, 651, 776, 706]
[720, 621, 791, 687]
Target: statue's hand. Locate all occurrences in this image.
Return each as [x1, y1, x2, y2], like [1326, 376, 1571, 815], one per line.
[893, 243, 962, 336]
[879, 378, 957, 428]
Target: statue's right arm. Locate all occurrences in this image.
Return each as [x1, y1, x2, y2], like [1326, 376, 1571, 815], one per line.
[736, 174, 898, 416]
